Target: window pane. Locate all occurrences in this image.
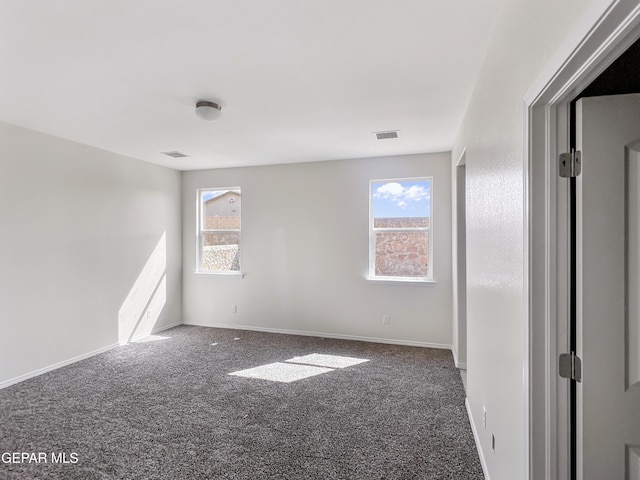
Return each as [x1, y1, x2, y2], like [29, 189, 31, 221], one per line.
[201, 232, 240, 272]
[201, 189, 241, 230]
[370, 178, 431, 279]
[372, 179, 430, 221]
[374, 231, 429, 277]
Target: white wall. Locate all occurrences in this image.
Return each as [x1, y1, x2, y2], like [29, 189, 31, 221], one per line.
[451, 1, 609, 479]
[183, 153, 452, 347]
[0, 121, 182, 386]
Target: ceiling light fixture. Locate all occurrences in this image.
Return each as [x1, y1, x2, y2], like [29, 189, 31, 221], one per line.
[195, 100, 222, 122]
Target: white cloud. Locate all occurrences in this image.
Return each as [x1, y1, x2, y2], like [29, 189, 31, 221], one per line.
[375, 182, 405, 197]
[374, 182, 429, 208]
[405, 185, 429, 201]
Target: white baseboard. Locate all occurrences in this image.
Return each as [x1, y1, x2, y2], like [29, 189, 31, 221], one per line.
[128, 321, 182, 343]
[0, 342, 120, 390]
[152, 321, 182, 333]
[0, 321, 182, 390]
[451, 347, 467, 369]
[1, 321, 448, 390]
[466, 398, 490, 480]
[184, 322, 452, 350]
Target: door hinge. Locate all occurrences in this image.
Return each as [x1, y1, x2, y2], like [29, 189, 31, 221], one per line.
[559, 150, 582, 178]
[559, 352, 582, 382]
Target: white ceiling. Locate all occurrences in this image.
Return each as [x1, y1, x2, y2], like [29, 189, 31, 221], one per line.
[0, 1, 502, 171]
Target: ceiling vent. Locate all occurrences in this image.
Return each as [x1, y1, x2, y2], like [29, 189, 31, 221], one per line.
[161, 151, 189, 158]
[373, 130, 400, 140]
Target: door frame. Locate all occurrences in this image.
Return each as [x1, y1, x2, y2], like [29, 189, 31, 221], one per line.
[524, 0, 640, 480]
[453, 148, 467, 370]
[527, 1, 640, 478]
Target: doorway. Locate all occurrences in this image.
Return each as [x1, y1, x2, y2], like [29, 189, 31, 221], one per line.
[454, 150, 468, 380]
[528, 4, 640, 479]
[566, 40, 640, 479]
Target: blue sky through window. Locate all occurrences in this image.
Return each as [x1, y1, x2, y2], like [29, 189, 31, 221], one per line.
[202, 190, 236, 202]
[372, 179, 430, 218]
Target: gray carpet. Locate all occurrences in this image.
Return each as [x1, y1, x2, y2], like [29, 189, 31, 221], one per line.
[0, 326, 484, 479]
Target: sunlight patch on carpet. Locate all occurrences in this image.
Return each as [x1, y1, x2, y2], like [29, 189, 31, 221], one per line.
[285, 353, 369, 369]
[229, 354, 369, 383]
[229, 362, 333, 383]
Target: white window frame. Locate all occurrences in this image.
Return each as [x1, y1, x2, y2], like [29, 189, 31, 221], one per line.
[368, 177, 433, 283]
[196, 187, 242, 275]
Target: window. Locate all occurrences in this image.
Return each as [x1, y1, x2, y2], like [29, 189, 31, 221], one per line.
[197, 187, 241, 273]
[369, 178, 432, 281]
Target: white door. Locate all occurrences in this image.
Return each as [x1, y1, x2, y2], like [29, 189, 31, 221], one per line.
[576, 93, 640, 480]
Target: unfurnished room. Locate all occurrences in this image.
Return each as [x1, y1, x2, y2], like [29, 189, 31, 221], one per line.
[2, 1, 640, 479]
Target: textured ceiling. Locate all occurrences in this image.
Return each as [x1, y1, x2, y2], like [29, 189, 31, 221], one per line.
[0, 1, 503, 170]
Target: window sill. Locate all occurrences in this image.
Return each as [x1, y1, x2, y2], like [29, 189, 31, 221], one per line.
[365, 276, 436, 286]
[194, 272, 245, 279]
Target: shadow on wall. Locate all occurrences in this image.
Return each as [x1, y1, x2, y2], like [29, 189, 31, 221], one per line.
[118, 232, 167, 344]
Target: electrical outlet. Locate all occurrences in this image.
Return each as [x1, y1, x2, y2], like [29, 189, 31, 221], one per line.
[382, 315, 390, 324]
[145, 309, 152, 319]
[231, 304, 238, 313]
[482, 406, 487, 429]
